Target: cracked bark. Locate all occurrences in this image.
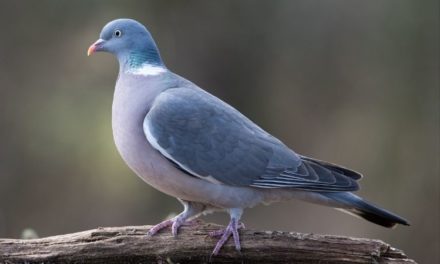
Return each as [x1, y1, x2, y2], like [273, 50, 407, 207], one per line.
[0, 221, 416, 264]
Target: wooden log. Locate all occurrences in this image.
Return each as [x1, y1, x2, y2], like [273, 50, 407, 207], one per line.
[0, 221, 416, 263]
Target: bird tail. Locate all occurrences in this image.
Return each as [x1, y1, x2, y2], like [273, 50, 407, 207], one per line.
[322, 192, 410, 228]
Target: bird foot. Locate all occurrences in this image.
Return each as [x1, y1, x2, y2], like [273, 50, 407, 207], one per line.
[210, 219, 243, 256]
[147, 216, 195, 237]
[208, 222, 245, 237]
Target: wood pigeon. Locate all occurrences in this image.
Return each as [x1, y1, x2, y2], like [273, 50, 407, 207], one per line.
[87, 18, 409, 255]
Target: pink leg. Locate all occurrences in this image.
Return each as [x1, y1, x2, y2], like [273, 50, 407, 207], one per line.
[210, 208, 244, 256]
[171, 215, 187, 237]
[147, 200, 205, 237]
[209, 222, 245, 237]
[147, 218, 173, 236]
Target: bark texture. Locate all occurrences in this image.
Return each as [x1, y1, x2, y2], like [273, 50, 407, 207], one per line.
[0, 222, 416, 264]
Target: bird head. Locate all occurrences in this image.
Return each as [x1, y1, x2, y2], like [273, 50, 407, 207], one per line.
[88, 19, 163, 68]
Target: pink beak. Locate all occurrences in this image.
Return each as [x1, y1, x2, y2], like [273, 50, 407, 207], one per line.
[87, 39, 105, 56]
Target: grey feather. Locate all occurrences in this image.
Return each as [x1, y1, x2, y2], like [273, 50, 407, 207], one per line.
[90, 19, 409, 238]
[144, 86, 359, 192]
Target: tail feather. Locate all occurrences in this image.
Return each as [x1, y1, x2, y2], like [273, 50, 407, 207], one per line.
[323, 192, 410, 228]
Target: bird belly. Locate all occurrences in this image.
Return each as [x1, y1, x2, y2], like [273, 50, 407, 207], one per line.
[111, 80, 263, 209]
[113, 122, 263, 209]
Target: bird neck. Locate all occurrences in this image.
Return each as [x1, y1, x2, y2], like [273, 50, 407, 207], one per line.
[119, 47, 165, 72]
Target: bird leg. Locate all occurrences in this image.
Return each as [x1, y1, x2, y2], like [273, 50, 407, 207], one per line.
[147, 218, 171, 235]
[147, 200, 205, 237]
[208, 222, 245, 237]
[210, 208, 243, 256]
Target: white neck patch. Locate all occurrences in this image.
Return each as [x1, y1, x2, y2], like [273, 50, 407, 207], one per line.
[127, 64, 167, 77]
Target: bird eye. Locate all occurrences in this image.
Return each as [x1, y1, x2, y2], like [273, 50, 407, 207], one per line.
[114, 30, 122, 38]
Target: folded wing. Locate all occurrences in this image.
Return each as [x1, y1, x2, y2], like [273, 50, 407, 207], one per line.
[144, 87, 360, 192]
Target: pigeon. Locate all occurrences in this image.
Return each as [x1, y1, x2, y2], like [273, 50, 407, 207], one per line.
[87, 18, 409, 255]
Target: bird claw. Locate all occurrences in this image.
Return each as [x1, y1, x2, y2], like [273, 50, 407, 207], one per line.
[208, 222, 245, 237]
[210, 219, 243, 256]
[171, 217, 185, 237]
[147, 217, 197, 237]
[147, 219, 174, 236]
[148, 209, 244, 256]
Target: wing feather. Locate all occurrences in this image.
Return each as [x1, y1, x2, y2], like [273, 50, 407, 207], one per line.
[144, 87, 360, 192]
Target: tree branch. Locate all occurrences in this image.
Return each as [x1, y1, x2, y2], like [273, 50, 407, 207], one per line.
[0, 221, 416, 263]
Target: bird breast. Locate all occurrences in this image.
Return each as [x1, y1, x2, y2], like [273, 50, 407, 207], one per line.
[111, 73, 266, 209]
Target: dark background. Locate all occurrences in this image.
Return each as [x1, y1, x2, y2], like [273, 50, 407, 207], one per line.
[0, 1, 438, 262]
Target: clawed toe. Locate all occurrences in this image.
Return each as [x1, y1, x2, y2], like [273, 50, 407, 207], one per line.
[171, 218, 185, 237]
[148, 207, 244, 256]
[210, 219, 243, 256]
[147, 219, 173, 236]
[147, 217, 199, 237]
[209, 222, 245, 237]
[208, 229, 224, 237]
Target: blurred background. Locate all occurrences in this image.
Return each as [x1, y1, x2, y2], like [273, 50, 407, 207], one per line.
[0, 0, 438, 262]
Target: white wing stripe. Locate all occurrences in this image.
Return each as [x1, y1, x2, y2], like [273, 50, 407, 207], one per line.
[143, 118, 223, 185]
